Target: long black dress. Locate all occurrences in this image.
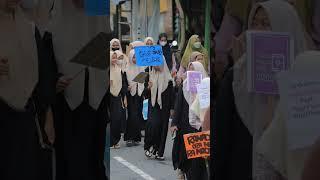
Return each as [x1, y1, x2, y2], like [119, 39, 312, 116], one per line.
[53, 68, 108, 180]
[110, 71, 128, 146]
[212, 69, 253, 180]
[171, 86, 208, 180]
[0, 27, 57, 180]
[144, 80, 174, 157]
[124, 90, 144, 142]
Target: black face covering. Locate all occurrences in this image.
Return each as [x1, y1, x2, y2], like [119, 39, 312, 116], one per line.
[112, 48, 120, 51]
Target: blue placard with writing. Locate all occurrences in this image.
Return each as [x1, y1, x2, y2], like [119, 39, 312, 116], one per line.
[134, 45, 164, 66]
[85, 0, 109, 16]
[142, 99, 148, 120]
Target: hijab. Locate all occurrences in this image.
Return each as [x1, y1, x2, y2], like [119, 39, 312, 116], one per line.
[181, 35, 209, 70]
[158, 33, 173, 70]
[190, 51, 204, 63]
[144, 37, 155, 45]
[149, 59, 172, 109]
[50, 0, 108, 110]
[114, 50, 128, 71]
[233, 0, 308, 178]
[0, 6, 38, 110]
[110, 38, 122, 52]
[110, 51, 122, 97]
[257, 51, 320, 180]
[183, 61, 208, 106]
[126, 41, 145, 56]
[126, 50, 145, 96]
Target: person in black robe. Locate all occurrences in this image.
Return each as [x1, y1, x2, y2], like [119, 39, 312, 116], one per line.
[51, 1, 108, 180]
[124, 50, 145, 146]
[212, 68, 253, 180]
[144, 61, 175, 160]
[109, 51, 128, 148]
[0, 2, 56, 179]
[157, 33, 174, 71]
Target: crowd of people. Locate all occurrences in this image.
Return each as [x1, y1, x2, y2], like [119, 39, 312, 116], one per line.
[212, 0, 320, 180]
[109, 32, 211, 179]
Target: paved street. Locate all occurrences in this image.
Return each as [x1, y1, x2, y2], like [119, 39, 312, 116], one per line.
[110, 130, 177, 180]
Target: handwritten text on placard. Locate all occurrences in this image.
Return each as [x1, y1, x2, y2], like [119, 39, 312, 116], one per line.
[134, 45, 164, 66]
[183, 131, 210, 159]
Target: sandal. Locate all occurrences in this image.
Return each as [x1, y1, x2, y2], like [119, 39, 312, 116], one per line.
[144, 150, 153, 158]
[155, 152, 165, 161]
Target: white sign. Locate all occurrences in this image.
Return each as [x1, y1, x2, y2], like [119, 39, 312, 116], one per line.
[197, 81, 210, 109]
[278, 71, 320, 150]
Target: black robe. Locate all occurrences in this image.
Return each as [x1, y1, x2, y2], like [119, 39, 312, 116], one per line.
[144, 80, 174, 157]
[0, 27, 57, 180]
[110, 71, 128, 146]
[212, 69, 253, 180]
[53, 67, 108, 180]
[171, 86, 208, 180]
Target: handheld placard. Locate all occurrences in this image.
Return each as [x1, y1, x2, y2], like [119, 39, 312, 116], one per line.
[134, 45, 164, 66]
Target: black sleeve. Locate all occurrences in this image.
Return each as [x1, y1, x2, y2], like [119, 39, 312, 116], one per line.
[120, 72, 129, 97]
[168, 81, 175, 110]
[212, 69, 234, 180]
[171, 87, 183, 127]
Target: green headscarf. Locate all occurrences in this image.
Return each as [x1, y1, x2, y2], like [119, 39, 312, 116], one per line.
[181, 35, 209, 69]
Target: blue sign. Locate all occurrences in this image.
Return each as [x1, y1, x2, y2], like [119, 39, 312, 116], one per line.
[134, 45, 164, 66]
[142, 99, 148, 120]
[85, 0, 109, 16]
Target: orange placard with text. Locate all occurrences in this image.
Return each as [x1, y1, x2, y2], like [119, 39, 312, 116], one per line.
[183, 131, 210, 159]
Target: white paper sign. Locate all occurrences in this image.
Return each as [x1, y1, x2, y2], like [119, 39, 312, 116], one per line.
[197, 81, 210, 109]
[278, 71, 320, 150]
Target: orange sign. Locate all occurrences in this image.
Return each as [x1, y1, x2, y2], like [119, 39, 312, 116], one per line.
[183, 131, 210, 159]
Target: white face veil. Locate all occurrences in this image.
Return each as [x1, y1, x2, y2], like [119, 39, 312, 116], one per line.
[50, 0, 108, 110]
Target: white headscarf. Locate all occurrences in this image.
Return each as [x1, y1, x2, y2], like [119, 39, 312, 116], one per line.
[110, 51, 123, 97]
[183, 61, 208, 105]
[0, 7, 38, 110]
[110, 38, 123, 52]
[144, 37, 155, 45]
[114, 50, 128, 71]
[257, 51, 320, 180]
[232, 0, 308, 178]
[149, 58, 172, 109]
[50, 0, 108, 110]
[126, 50, 145, 97]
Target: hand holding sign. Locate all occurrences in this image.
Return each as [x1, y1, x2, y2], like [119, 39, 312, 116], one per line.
[134, 45, 164, 66]
[183, 131, 210, 159]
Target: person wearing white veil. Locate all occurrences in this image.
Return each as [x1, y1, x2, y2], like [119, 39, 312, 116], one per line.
[256, 51, 320, 180]
[0, 0, 56, 179]
[124, 50, 146, 146]
[144, 58, 175, 160]
[110, 38, 122, 52]
[109, 51, 128, 149]
[49, 1, 108, 180]
[232, 0, 308, 179]
[144, 36, 155, 46]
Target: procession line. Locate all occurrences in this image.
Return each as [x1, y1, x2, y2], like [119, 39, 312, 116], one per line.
[113, 156, 156, 180]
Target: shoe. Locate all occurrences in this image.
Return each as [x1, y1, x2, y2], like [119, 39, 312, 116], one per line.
[177, 169, 185, 180]
[113, 143, 120, 149]
[155, 152, 165, 161]
[126, 140, 133, 147]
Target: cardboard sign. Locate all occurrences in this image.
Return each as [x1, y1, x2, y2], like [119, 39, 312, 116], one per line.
[134, 45, 164, 66]
[247, 31, 293, 94]
[85, 0, 109, 16]
[70, 32, 110, 70]
[187, 71, 202, 93]
[197, 81, 210, 109]
[183, 131, 210, 159]
[142, 99, 148, 120]
[278, 71, 320, 150]
[132, 72, 148, 83]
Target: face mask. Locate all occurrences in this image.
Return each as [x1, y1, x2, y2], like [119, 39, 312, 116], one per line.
[112, 48, 120, 51]
[193, 42, 201, 49]
[160, 41, 167, 46]
[21, 0, 39, 9]
[116, 60, 123, 65]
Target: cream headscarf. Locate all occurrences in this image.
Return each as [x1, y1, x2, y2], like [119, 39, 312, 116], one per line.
[0, 7, 38, 110]
[233, 0, 308, 178]
[110, 38, 123, 52]
[114, 50, 128, 72]
[183, 61, 208, 106]
[50, 0, 108, 110]
[110, 51, 123, 97]
[144, 37, 155, 45]
[257, 51, 320, 180]
[126, 50, 145, 97]
[149, 59, 172, 109]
